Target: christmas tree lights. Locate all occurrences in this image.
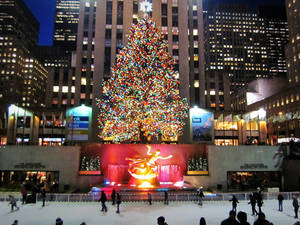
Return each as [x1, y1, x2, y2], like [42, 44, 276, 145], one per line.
[97, 15, 189, 143]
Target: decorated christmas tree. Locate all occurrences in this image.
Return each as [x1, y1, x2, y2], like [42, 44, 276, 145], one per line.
[97, 15, 189, 143]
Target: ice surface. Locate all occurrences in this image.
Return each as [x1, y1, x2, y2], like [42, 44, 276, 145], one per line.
[1, 200, 299, 225]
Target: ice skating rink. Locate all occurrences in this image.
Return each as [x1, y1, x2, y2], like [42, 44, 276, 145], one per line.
[1, 200, 299, 225]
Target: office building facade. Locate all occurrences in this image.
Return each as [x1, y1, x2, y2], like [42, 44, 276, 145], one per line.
[0, 0, 48, 110]
[204, 4, 289, 113]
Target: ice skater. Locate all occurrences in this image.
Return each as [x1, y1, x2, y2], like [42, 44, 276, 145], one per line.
[164, 191, 168, 205]
[293, 195, 299, 218]
[116, 193, 121, 213]
[256, 191, 263, 213]
[148, 192, 152, 205]
[198, 187, 204, 206]
[277, 192, 284, 211]
[41, 188, 46, 207]
[8, 195, 19, 212]
[111, 189, 116, 205]
[248, 193, 258, 216]
[99, 191, 108, 212]
[229, 195, 239, 212]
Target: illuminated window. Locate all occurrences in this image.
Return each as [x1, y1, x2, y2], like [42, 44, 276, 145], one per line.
[53, 86, 59, 92]
[81, 77, 87, 85]
[62, 86, 68, 93]
[71, 86, 75, 93]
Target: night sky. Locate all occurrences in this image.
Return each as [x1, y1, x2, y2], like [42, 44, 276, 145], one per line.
[23, 0, 286, 46]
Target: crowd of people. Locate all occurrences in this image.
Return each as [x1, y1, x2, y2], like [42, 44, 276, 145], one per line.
[7, 188, 300, 225]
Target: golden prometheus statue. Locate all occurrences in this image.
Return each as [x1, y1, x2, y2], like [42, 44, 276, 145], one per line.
[126, 145, 173, 187]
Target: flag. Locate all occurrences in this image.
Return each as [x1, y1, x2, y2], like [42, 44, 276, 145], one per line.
[224, 114, 232, 122]
[252, 115, 259, 122]
[59, 112, 64, 126]
[3, 112, 7, 129]
[217, 113, 223, 122]
[244, 114, 250, 122]
[52, 113, 56, 126]
[68, 114, 73, 128]
[42, 112, 46, 127]
[233, 114, 241, 122]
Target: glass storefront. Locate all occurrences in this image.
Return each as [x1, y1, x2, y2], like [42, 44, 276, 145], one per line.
[0, 171, 59, 191]
[215, 139, 238, 146]
[227, 171, 281, 191]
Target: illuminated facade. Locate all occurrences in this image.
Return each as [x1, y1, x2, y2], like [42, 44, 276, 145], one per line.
[285, 0, 300, 85]
[0, 0, 48, 110]
[53, 0, 80, 53]
[203, 4, 289, 112]
[49, 0, 206, 141]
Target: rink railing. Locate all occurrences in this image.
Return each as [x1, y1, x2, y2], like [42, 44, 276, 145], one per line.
[0, 191, 300, 203]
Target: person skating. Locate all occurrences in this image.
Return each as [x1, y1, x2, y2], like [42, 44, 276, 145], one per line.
[277, 192, 284, 211]
[198, 188, 205, 206]
[164, 191, 168, 205]
[256, 191, 263, 213]
[21, 185, 27, 205]
[41, 188, 46, 207]
[157, 216, 168, 225]
[220, 210, 240, 225]
[8, 195, 19, 212]
[116, 193, 121, 213]
[293, 195, 299, 219]
[253, 212, 273, 225]
[111, 189, 116, 205]
[237, 211, 250, 225]
[248, 194, 258, 216]
[229, 195, 239, 212]
[12, 220, 18, 225]
[99, 191, 108, 212]
[148, 192, 152, 205]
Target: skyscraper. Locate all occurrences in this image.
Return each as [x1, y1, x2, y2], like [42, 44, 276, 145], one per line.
[53, 0, 80, 53]
[203, 3, 289, 113]
[49, 0, 206, 141]
[0, 0, 48, 110]
[285, 0, 300, 85]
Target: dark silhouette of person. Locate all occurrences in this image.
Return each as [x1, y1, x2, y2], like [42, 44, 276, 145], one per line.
[293, 196, 299, 218]
[199, 217, 206, 225]
[256, 191, 263, 213]
[21, 185, 27, 205]
[99, 191, 108, 212]
[116, 193, 121, 213]
[157, 216, 168, 225]
[277, 192, 284, 211]
[55, 217, 63, 225]
[237, 211, 250, 225]
[111, 189, 116, 205]
[41, 188, 46, 207]
[198, 188, 205, 206]
[248, 194, 258, 215]
[253, 212, 273, 225]
[229, 195, 239, 212]
[164, 191, 168, 205]
[148, 192, 152, 205]
[220, 210, 240, 225]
